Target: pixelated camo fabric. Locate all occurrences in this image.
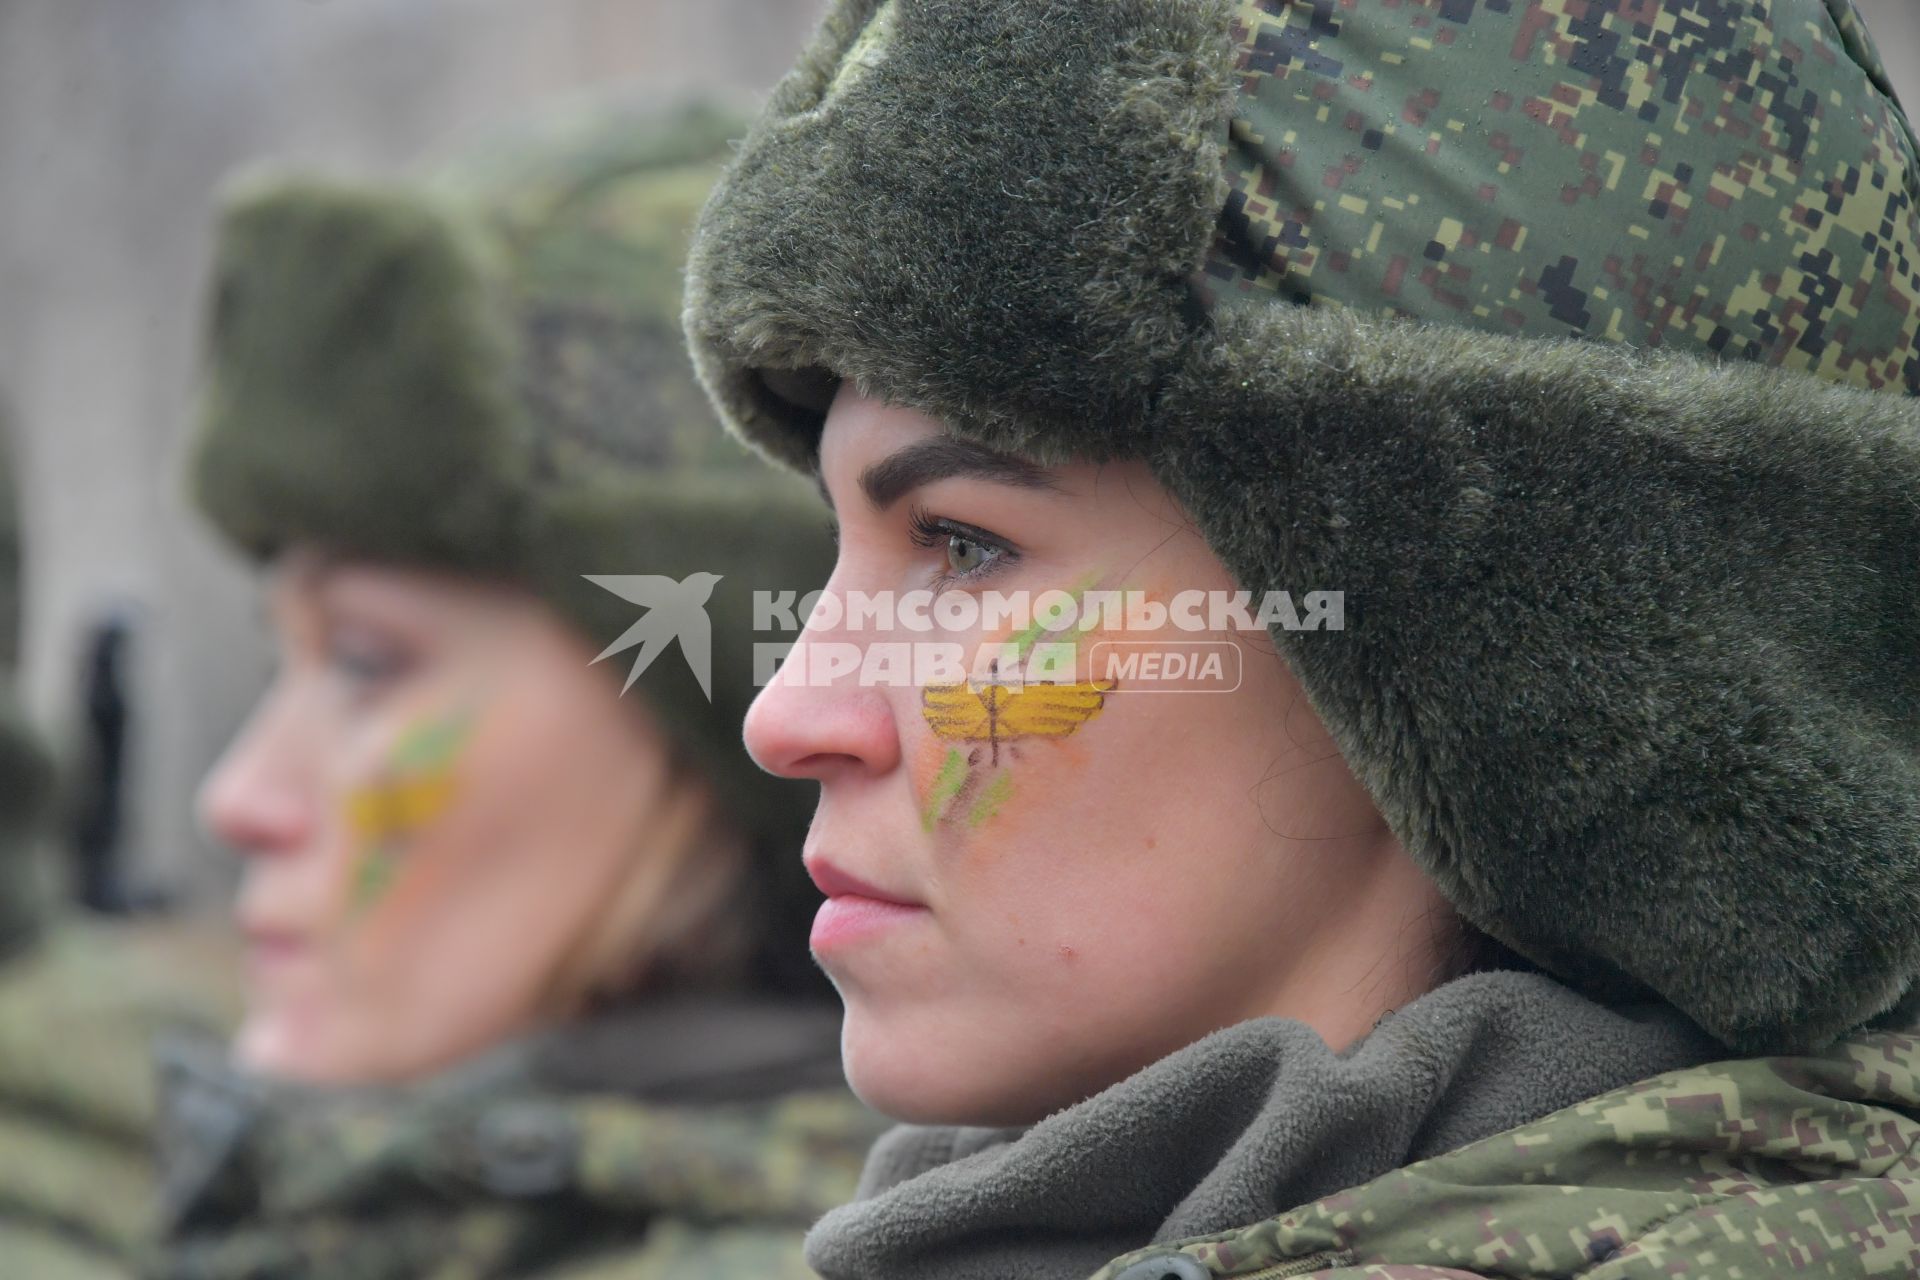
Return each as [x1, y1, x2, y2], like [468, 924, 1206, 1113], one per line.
[1208, 0, 1918, 392]
[1089, 1026, 1920, 1278]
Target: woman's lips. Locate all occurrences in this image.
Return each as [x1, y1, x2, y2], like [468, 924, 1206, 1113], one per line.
[805, 856, 919, 905]
[811, 896, 929, 951]
[806, 856, 929, 952]
[242, 925, 313, 975]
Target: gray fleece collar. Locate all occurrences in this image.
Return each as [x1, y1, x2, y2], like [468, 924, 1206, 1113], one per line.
[804, 972, 1720, 1280]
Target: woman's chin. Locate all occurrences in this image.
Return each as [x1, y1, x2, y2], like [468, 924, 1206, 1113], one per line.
[232, 1011, 309, 1078]
[840, 1001, 1028, 1128]
[233, 1008, 360, 1084]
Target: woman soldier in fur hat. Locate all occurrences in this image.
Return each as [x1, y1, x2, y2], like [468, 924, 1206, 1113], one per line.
[682, 1, 1920, 1275]
[156, 101, 886, 1278]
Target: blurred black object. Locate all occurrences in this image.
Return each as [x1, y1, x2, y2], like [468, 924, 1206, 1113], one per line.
[71, 604, 146, 913]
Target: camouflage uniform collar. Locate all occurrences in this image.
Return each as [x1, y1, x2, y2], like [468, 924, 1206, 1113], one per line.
[152, 996, 857, 1237]
[152, 1033, 271, 1234]
[1091, 1023, 1920, 1280]
[804, 971, 1718, 1280]
[153, 1029, 545, 1234]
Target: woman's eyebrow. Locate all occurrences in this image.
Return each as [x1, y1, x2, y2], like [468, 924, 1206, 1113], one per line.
[858, 436, 1062, 512]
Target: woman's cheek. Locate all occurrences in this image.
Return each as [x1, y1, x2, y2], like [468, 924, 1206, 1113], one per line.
[913, 583, 1127, 842]
[332, 699, 481, 957]
[909, 734, 954, 829]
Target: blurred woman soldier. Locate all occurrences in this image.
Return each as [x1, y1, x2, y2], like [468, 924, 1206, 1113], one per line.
[681, 1, 1920, 1276]
[156, 100, 886, 1279]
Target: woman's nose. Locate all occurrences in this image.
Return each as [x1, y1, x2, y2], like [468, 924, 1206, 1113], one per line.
[743, 624, 903, 782]
[197, 699, 316, 857]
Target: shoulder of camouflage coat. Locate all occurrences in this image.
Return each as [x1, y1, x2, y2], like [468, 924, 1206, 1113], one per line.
[153, 1051, 891, 1280]
[1090, 1022, 1920, 1280]
[0, 914, 242, 1275]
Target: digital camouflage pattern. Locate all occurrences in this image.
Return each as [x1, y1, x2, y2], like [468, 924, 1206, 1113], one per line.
[1206, 0, 1920, 393]
[429, 99, 781, 482]
[152, 1026, 891, 1280]
[1090, 1024, 1920, 1279]
[0, 917, 242, 1279]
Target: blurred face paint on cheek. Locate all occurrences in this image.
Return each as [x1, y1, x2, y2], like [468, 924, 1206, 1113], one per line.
[342, 700, 477, 919]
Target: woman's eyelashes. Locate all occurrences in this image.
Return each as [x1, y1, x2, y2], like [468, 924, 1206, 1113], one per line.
[323, 625, 418, 700]
[906, 505, 1020, 589]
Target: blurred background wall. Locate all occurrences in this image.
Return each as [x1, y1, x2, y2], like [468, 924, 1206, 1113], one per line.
[1870, 1, 1918, 99]
[0, 0, 1914, 909]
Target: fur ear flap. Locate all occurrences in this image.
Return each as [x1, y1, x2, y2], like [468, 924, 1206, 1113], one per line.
[1155, 304, 1920, 1054]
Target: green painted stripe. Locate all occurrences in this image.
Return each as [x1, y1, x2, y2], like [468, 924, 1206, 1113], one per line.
[965, 770, 1015, 827]
[920, 747, 969, 831]
[1010, 571, 1107, 661]
[390, 705, 476, 772]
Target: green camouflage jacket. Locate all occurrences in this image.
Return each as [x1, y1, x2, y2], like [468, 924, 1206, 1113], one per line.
[0, 915, 242, 1280]
[1092, 1024, 1920, 1279]
[152, 998, 890, 1280]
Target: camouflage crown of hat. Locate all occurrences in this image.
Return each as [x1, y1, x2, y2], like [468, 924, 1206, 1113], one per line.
[684, 0, 1920, 1052]
[189, 99, 832, 865]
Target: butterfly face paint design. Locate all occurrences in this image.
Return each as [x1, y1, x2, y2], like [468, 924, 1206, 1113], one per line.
[917, 577, 1122, 830]
[919, 677, 1114, 830]
[922, 667, 1115, 766]
[345, 703, 476, 914]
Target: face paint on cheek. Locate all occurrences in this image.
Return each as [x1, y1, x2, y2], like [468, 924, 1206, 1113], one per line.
[343, 703, 477, 917]
[916, 575, 1123, 831]
[1004, 569, 1104, 667]
[961, 770, 1015, 827]
[918, 745, 969, 833]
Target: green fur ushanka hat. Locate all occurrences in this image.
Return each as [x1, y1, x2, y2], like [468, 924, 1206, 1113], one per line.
[685, 0, 1920, 1051]
[189, 102, 835, 982]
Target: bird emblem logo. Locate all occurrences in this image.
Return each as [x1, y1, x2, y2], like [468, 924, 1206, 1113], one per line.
[583, 573, 722, 700]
